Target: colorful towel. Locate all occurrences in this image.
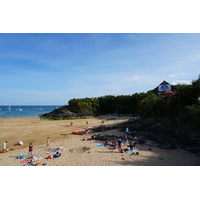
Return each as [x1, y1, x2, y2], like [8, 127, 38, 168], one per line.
[17, 155, 27, 159]
[20, 159, 30, 163]
[96, 143, 104, 146]
[125, 147, 139, 153]
[50, 148, 60, 152]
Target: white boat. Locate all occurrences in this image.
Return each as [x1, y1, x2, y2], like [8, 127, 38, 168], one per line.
[38, 106, 43, 110]
[7, 105, 11, 111]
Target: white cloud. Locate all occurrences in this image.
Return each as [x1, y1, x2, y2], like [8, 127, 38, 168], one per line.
[181, 72, 186, 76]
[172, 80, 192, 85]
[169, 74, 177, 78]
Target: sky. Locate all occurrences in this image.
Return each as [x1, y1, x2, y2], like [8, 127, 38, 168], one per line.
[0, 33, 200, 105]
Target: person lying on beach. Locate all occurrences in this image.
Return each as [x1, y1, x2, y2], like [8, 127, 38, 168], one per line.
[53, 152, 61, 158]
[15, 140, 23, 146]
[59, 145, 65, 151]
[46, 152, 61, 159]
[130, 145, 135, 150]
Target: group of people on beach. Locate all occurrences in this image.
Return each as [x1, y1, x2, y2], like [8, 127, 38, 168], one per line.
[2, 136, 56, 156]
[103, 135, 137, 153]
[101, 126, 139, 154]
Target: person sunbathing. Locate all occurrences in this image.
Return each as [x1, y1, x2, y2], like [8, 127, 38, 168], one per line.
[46, 152, 61, 159]
[53, 152, 61, 158]
[15, 140, 23, 146]
[58, 145, 65, 151]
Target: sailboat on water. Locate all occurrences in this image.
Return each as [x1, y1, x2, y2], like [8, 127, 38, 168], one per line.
[7, 105, 11, 111]
[38, 106, 43, 110]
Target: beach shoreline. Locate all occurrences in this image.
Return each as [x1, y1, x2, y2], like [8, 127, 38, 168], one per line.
[0, 115, 199, 166]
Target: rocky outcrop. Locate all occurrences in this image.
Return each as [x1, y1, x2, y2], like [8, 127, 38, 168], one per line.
[88, 117, 200, 156]
[40, 105, 94, 120]
[119, 118, 200, 156]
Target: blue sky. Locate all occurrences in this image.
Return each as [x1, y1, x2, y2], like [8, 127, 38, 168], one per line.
[0, 33, 200, 105]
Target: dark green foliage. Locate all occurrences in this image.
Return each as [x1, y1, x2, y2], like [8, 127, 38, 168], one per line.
[64, 75, 200, 130]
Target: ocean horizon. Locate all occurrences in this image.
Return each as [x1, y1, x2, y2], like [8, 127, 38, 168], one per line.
[0, 105, 62, 118]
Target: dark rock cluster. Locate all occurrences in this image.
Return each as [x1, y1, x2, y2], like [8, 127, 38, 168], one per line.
[88, 118, 200, 156]
[40, 105, 94, 120]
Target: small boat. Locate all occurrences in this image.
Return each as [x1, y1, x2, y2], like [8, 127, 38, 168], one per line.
[7, 105, 11, 111]
[38, 106, 43, 110]
[72, 131, 84, 135]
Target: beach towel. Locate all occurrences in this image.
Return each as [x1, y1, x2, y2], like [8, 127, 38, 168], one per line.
[46, 155, 52, 159]
[96, 143, 104, 147]
[159, 157, 172, 160]
[125, 147, 139, 153]
[50, 148, 60, 152]
[20, 159, 30, 163]
[17, 154, 26, 159]
[53, 153, 61, 158]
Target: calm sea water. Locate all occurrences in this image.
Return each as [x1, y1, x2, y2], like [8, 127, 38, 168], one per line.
[0, 105, 62, 118]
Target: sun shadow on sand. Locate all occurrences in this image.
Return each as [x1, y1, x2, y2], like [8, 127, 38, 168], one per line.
[95, 150, 115, 154]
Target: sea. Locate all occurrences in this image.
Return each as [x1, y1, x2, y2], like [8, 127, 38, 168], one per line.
[0, 105, 62, 119]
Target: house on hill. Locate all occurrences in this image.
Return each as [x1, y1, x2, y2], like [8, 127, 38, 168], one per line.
[153, 80, 176, 96]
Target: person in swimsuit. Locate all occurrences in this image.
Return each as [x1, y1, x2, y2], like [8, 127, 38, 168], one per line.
[28, 143, 33, 156]
[46, 137, 50, 148]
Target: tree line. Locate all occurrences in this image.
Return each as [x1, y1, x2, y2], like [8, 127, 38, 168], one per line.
[67, 75, 200, 129]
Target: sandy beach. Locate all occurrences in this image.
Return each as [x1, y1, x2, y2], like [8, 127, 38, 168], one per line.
[0, 115, 199, 166]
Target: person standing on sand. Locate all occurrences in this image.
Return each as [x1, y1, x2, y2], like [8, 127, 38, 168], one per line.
[2, 141, 7, 153]
[46, 137, 50, 148]
[28, 143, 33, 156]
[117, 138, 122, 149]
